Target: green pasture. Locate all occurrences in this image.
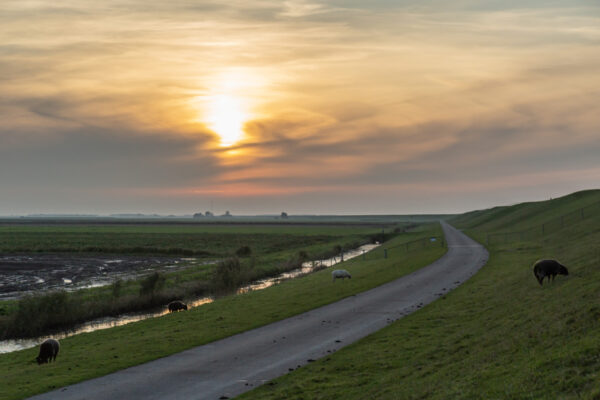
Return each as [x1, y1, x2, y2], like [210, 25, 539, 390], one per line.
[0, 223, 390, 256]
[243, 189, 600, 399]
[0, 224, 445, 400]
[0, 223, 398, 338]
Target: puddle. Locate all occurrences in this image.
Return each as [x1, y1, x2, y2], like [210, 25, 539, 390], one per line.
[0, 255, 206, 300]
[0, 243, 378, 354]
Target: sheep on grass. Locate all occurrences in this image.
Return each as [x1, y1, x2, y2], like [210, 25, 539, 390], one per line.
[36, 338, 60, 365]
[332, 269, 351, 282]
[533, 259, 569, 286]
[168, 300, 188, 312]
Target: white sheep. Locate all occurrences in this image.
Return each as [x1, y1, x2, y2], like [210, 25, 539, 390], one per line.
[332, 269, 351, 282]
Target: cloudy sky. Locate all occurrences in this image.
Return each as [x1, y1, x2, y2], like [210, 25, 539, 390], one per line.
[1, 0, 599, 215]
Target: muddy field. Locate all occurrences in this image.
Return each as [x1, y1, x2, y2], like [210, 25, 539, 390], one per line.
[0, 254, 200, 300]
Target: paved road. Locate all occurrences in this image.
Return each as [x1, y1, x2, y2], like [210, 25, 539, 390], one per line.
[29, 223, 488, 400]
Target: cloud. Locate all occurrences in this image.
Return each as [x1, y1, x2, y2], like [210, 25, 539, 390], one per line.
[0, 0, 598, 214]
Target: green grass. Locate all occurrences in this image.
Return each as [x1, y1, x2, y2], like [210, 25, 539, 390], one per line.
[0, 224, 388, 339]
[0, 224, 387, 256]
[0, 224, 446, 400]
[449, 189, 600, 232]
[241, 189, 600, 399]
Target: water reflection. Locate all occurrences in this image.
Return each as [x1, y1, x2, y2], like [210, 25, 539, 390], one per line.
[238, 243, 379, 294]
[0, 243, 378, 354]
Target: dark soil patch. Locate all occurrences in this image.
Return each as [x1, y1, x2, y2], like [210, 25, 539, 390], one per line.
[0, 254, 190, 299]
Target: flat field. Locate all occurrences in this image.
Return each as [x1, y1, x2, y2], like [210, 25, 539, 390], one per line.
[0, 223, 445, 400]
[0, 223, 386, 256]
[0, 221, 402, 338]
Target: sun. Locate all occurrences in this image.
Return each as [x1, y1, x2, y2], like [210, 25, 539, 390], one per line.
[192, 68, 264, 147]
[206, 94, 248, 147]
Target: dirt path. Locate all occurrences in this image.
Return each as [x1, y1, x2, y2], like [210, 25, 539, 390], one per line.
[28, 223, 488, 400]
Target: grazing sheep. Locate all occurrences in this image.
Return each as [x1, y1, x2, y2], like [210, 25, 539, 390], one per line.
[168, 300, 188, 312]
[36, 338, 60, 365]
[332, 269, 351, 282]
[533, 259, 569, 286]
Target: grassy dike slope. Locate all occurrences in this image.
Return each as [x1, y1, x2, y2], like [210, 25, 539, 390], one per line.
[243, 190, 600, 399]
[0, 225, 445, 400]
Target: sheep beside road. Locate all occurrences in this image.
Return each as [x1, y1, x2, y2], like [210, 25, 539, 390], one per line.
[332, 269, 351, 282]
[533, 259, 569, 286]
[37, 338, 60, 365]
[168, 300, 188, 312]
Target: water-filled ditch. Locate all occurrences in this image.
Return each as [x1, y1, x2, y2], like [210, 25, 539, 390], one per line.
[0, 243, 378, 354]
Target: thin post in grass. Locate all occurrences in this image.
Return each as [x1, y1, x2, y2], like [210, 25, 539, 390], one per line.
[384, 248, 388, 259]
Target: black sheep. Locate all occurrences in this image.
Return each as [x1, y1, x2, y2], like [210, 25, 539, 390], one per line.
[533, 259, 569, 286]
[168, 300, 188, 312]
[36, 338, 60, 365]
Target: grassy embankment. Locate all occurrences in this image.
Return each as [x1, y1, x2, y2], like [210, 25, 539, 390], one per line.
[0, 224, 394, 338]
[0, 223, 446, 400]
[242, 189, 600, 399]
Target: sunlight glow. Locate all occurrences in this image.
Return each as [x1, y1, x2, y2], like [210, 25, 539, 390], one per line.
[193, 68, 267, 147]
[206, 94, 248, 146]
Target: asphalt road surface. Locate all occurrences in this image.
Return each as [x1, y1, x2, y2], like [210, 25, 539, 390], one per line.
[29, 222, 488, 400]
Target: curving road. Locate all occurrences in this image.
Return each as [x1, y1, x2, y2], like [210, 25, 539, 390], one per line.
[29, 223, 488, 400]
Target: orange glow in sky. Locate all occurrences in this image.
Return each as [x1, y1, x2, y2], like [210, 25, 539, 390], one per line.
[0, 1, 599, 214]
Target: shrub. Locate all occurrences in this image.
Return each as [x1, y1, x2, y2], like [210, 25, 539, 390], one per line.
[297, 250, 309, 262]
[112, 279, 123, 298]
[139, 272, 166, 296]
[211, 257, 249, 294]
[236, 245, 252, 257]
[6, 291, 83, 338]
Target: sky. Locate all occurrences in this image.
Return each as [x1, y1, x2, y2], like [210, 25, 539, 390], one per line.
[1, 0, 599, 216]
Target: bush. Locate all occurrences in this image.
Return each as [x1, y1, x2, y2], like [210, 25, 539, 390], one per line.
[112, 279, 123, 298]
[236, 245, 252, 257]
[139, 272, 166, 296]
[6, 291, 83, 338]
[297, 250, 309, 262]
[211, 257, 250, 294]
